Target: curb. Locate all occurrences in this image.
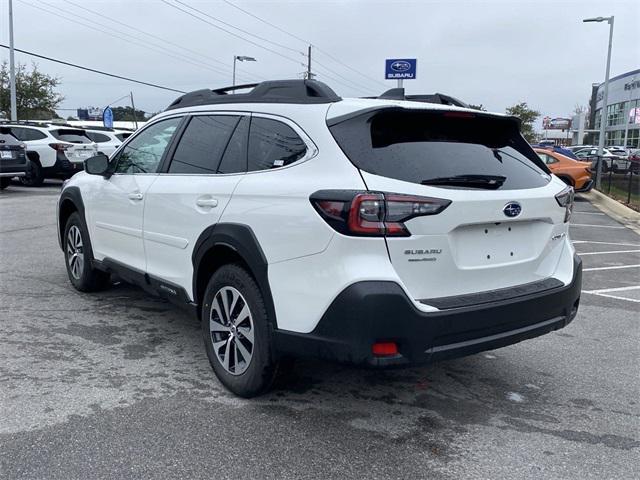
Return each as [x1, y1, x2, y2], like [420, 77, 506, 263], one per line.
[578, 189, 640, 235]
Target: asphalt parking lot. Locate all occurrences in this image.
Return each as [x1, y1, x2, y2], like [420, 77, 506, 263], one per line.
[0, 181, 638, 479]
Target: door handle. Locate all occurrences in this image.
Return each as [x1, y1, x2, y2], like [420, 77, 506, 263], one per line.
[196, 197, 218, 208]
[128, 192, 144, 201]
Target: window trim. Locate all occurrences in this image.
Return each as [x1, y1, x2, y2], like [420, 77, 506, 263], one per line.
[109, 115, 187, 176]
[155, 110, 318, 176]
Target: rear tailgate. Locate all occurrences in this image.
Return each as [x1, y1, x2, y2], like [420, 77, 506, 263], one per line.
[329, 106, 572, 302]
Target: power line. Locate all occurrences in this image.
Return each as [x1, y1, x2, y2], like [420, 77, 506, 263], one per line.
[220, 0, 388, 90]
[159, 0, 306, 69]
[19, 0, 256, 84]
[0, 44, 186, 93]
[172, 0, 302, 55]
[60, 0, 262, 83]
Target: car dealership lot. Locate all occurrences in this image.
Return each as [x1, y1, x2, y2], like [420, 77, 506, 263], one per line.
[0, 183, 638, 479]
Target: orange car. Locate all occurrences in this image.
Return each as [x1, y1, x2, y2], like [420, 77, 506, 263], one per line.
[534, 148, 593, 192]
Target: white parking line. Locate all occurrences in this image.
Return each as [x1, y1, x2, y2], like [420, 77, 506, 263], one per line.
[573, 211, 605, 216]
[570, 224, 626, 229]
[583, 292, 640, 303]
[579, 250, 640, 256]
[583, 285, 640, 294]
[573, 240, 640, 247]
[583, 264, 640, 272]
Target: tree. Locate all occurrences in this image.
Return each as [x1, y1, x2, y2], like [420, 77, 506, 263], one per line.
[468, 103, 487, 111]
[505, 102, 540, 143]
[0, 62, 63, 120]
[111, 106, 146, 122]
[574, 104, 587, 115]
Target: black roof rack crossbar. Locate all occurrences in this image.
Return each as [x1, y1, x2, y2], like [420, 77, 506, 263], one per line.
[166, 79, 342, 110]
[211, 83, 259, 95]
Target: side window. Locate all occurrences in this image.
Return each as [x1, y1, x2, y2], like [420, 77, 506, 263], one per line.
[217, 116, 249, 174]
[86, 132, 111, 143]
[10, 128, 47, 141]
[113, 117, 181, 174]
[168, 115, 239, 174]
[247, 117, 307, 172]
[540, 153, 557, 165]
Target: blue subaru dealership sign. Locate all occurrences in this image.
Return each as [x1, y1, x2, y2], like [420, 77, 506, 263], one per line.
[385, 59, 417, 80]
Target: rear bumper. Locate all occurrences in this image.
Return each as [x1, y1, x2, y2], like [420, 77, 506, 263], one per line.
[0, 158, 28, 176]
[576, 178, 594, 193]
[273, 254, 582, 366]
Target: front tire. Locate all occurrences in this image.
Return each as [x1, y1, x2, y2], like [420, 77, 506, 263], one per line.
[202, 264, 278, 397]
[0, 177, 11, 190]
[63, 212, 110, 292]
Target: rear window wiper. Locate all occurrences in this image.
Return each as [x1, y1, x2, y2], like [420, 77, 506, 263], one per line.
[421, 174, 506, 189]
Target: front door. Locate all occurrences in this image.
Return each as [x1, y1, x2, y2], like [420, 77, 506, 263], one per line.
[87, 117, 183, 271]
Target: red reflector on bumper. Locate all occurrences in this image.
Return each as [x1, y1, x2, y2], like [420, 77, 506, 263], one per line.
[372, 342, 398, 356]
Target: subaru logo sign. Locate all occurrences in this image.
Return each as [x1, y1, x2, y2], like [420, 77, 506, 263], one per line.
[503, 202, 522, 218]
[385, 59, 417, 80]
[391, 61, 411, 72]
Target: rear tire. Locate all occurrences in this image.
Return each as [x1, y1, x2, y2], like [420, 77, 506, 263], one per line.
[63, 212, 111, 292]
[0, 177, 10, 190]
[20, 158, 44, 187]
[202, 264, 278, 397]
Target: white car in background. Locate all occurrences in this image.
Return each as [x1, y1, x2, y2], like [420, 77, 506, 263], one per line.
[1, 122, 98, 186]
[83, 128, 133, 157]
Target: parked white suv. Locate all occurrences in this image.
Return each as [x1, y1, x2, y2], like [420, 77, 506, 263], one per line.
[2, 122, 98, 186]
[57, 80, 582, 397]
[83, 127, 133, 157]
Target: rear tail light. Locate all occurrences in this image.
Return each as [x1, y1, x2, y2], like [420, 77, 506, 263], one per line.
[372, 342, 398, 357]
[311, 190, 451, 237]
[555, 185, 574, 223]
[49, 143, 72, 152]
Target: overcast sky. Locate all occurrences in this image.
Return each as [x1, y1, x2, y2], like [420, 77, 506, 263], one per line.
[1, 0, 638, 125]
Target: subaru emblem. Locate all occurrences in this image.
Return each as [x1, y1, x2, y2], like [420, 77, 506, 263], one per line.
[391, 61, 411, 72]
[503, 202, 522, 218]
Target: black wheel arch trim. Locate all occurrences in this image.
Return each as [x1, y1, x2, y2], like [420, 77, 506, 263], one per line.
[192, 223, 277, 327]
[58, 186, 90, 253]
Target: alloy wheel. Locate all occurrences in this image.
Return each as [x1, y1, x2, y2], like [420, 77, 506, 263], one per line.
[210, 286, 255, 375]
[66, 225, 84, 280]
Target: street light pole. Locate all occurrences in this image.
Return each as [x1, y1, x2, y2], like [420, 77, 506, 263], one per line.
[583, 16, 614, 189]
[233, 55, 257, 90]
[8, 0, 17, 121]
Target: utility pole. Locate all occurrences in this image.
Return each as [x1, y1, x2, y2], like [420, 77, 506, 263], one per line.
[8, 0, 18, 121]
[306, 45, 312, 79]
[130, 91, 138, 130]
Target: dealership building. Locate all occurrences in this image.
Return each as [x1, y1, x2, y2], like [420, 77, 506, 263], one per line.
[587, 68, 640, 148]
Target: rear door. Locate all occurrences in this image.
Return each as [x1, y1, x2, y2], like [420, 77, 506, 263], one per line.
[86, 117, 183, 271]
[329, 107, 570, 301]
[143, 113, 248, 293]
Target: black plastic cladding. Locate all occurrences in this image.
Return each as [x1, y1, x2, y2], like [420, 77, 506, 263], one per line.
[165, 79, 342, 110]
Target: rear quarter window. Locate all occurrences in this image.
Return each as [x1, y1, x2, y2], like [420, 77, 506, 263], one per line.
[329, 109, 550, 190]
[50, 129, 92, 144]
[86, 132, 111, 143]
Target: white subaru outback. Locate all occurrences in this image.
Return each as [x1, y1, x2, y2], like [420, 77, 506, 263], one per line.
[57, 80, 582, 397]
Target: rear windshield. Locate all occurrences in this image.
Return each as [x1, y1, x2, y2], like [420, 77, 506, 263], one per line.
[329, 109, 550, 190]
[115, 132, 132, 141]
[0, 127, 21, 145]
[50, 129, 92, 144]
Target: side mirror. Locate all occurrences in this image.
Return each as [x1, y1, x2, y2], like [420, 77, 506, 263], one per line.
[84, 154, 110, 176]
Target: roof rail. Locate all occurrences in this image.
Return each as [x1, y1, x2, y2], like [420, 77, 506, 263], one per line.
[166, 79, 342, 110]
[370, 88, 470, 108]
[0, 120, 50, 127]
